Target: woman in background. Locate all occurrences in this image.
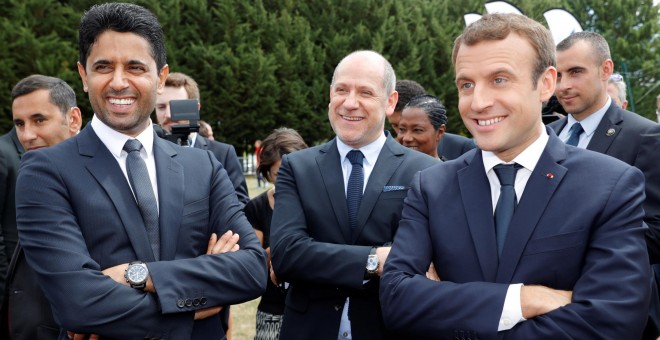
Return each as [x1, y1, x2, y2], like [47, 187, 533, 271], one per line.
[396, 94, 447, 160]
[244, 127, 308, 340]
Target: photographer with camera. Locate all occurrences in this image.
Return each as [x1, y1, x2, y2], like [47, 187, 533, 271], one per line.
[156, 72, 249, 206]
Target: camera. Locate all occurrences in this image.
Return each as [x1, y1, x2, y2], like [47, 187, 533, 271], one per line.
[164, 99, 200, 146]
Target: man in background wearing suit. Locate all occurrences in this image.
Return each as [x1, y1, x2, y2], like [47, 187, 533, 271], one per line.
[155, 72, 249, 206]
[15, 3, 266, 339]
[388, 79, 475, 160]
[4, 75, 82, 340]
[270, 51, 436, 340]
[0, 126, 23, 337]
[551, 32, 660, 262]
[381, 13, 651, 338]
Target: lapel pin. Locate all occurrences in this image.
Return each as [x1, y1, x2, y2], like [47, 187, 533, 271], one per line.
[606, 128, 615, 136]
[546, 173, 554, 179]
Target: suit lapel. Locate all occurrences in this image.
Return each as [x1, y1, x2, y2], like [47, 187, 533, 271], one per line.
[317, 139, 352, 242]
[154, 136, 184, 260]
[586, 106, 622, 154]
[80, 127, 155, 262]
[193, 135, 209, 150]
[351, 137, 404, 243]
[496, 133, 567, 283]
[458, 151, 499, 281]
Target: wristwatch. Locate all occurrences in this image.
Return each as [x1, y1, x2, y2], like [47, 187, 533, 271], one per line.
[125, 261, 149, 290]
[366, 247, 379, 277]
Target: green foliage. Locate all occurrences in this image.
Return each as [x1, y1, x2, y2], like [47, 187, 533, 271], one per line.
[1, 0, 659, 151]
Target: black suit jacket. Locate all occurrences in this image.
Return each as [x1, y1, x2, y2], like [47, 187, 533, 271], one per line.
[549, 105, 660, 262]
[270, 135, 436, 340]
[436, 132, 475, 160]
[15, 125, 266, 339]
[193, 135, 249, 206]
[0, 128, 23, 337]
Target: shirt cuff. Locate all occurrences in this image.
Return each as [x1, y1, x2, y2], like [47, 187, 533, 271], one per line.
[498, 283, 526, 331]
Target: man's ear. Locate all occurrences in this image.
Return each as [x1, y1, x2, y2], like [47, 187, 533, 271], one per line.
[77, 62, 89, 92]
[157, 64, 169, 94]
[539, 66, 557, 103]
[68, 107, 83, 135]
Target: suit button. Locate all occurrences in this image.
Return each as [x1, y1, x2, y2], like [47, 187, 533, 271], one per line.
[185, 299, 193, 307]
[334, 304, 341, 311]
[177, 299, 185, 308]
[193, 298, 200, 306]
[200, 297, 207, 305]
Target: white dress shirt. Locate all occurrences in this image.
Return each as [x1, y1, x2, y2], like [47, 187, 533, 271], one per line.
[335, 133, 387, 340]
[482, 124, 549, 331]
[558, 97, 611, 149]
[91, 116, 159, 209]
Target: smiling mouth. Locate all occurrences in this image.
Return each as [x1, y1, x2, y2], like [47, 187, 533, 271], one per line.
[477, 117, 504, 126]
[109, 98, 135, 105]
[341, 115, 363, 121]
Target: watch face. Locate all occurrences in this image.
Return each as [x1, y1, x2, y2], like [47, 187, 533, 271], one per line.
[127, 264, 148, 283]
[367, 255, 379, 271]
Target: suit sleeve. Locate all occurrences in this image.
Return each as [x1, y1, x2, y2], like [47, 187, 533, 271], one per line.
[0, 149, 9, 307]
[636, 125, 660, 263]
[16, 150, 266, 338]
[148, 151, 266, 313]
[381, 166, 651, 339]
[270, 154, 372, 289]
[221, 144, 250, 207]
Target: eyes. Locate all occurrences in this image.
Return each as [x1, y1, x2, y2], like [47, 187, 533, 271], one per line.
[333, 86, 375, 97]
[92, 63, 148, 73]
[457, 77, 508, 92]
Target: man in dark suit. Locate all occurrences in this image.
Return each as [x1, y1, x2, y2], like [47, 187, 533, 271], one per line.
[5, 74, 83, 340]
[15, 3, 266, 339]
[551, 31, 660, 262]
[270, 51, 436, 340]
[0, 127, 23, 333]
[155, 72, 249, 206]
[381, 13, 651, 339]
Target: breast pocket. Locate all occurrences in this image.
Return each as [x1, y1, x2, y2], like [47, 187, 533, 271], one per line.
[523, 230, 586, 255]
[179, 197, 210, 255]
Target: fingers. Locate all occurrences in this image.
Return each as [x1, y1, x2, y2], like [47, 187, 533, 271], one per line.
[212, 231, 240, 254]
[206, 233, 218, 254]
[270, 267, 279, 285]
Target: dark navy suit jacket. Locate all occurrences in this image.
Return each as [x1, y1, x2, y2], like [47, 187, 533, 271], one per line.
[549, 105, 660, 262]
[271, 135, 436, 340]
[15, 125, 266, 339]
[436, 132, 475, 160]
[193, 136, 249, 206]
[381, 129, 651, 339]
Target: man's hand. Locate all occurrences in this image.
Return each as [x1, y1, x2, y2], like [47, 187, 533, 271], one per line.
[376, 246, 391, 277]
[67, 331, 99, 340]
[521, 285, 572, 319]
[193, 231, 240, 320]
[426, 262, 440, 282]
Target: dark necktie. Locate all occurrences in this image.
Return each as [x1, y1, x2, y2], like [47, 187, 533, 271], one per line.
[565, 123, 584, 147]
[346, 150, 364, 229]
[493, 163, 522, 257]
[123, 139, 160, 260]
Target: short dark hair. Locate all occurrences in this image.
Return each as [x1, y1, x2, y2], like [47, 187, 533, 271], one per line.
[258, 128, 308, 183]
[404, 94, 447, 130]
[395, 80, 426, 112]
[11, 74, 77, 115]
[79, 2, 167, 71]
[556, 31, 611, 65]
[452, 13, 555, 88]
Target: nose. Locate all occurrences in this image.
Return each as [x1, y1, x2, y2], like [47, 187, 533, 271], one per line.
[401, 132, 413, 144]
[19, 123, 38, 145]
[109, 67, 129, 91]
[556, 75, 570, 93]
[470, 84, 494, 113]
[343, 91, 359, 110]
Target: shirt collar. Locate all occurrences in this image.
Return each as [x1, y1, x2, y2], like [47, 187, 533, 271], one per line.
[336, 132, 387, 166]
[482, 124, 548, 173]
[566, 97, 611, 138]
[91, 115, 155, 157]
